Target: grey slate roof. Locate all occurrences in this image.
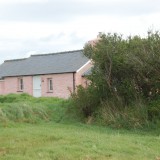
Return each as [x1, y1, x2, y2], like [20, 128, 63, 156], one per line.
[82, 68, 92, 77]
[0, 50, 89, 79]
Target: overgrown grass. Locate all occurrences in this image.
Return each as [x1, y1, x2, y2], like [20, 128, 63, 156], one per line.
[1, 93, 159, 130]
[0, 93, 77, 125]
[94, 100, 149, 129]
[95, 98, 160, 129]
[0, 94, 160, 159]
[71, 86, 160, 129]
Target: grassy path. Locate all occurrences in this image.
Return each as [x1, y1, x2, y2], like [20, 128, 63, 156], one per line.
[0, 122, 160, 160]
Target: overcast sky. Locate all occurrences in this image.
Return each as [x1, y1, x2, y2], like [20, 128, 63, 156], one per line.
[0, 0, 160, 64]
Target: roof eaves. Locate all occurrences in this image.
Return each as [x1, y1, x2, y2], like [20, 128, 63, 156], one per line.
[1, 71, 77, 78]
[76, 60, 91, 73]
[4, 58, 27, 63]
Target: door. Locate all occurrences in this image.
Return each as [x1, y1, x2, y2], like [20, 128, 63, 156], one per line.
[33, 76, 41, 97]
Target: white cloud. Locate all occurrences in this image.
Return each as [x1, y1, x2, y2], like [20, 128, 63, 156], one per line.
[0, 0, 160, 64]
[0, 0, 48, 4]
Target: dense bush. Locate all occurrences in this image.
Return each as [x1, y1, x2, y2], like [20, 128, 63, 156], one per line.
[72, 31, 160, 128]
[148, 98, 160, 121]
[95, 100, 149, 129]
[71, 86, 100, 118]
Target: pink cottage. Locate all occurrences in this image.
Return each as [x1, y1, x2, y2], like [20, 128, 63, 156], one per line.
[0, 50, 92, 99]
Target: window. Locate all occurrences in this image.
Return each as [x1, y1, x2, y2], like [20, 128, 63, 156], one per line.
[18, 78, 24, 91]
[48, 78, 53, 92]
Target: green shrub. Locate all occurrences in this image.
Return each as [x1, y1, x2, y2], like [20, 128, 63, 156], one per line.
[70, 31, 160, 129]
[71, 86, 100, 118]
[148, 98, 160, 121]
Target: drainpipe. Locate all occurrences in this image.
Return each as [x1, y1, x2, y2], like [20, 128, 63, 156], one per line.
[73, 72, 75, 92]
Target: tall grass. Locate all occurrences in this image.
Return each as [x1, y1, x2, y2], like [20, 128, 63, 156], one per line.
[71, 85, 160, 129]
[1, 93, 159, 130]
[95, 100, 150, 129]
[0, 94, 75, 125]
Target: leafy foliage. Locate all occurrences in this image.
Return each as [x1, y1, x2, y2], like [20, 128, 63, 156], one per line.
[72, 31, 160, 128]
[84, 32, 160, 103]
[71, 86, 100, 118]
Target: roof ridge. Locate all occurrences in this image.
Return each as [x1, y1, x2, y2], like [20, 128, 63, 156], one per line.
[4, 58, 27, 63]
[31, 49, 83, 57]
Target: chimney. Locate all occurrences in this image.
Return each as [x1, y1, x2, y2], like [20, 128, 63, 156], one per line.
[87, 32, 102, 46]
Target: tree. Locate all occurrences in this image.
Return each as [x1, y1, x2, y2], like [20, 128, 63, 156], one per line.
[72, 31, 160, 125]
[84, 31, 160, 105]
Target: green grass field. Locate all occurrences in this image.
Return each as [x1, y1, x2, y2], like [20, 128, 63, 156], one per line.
[0, 123, 160, 160]
[0, 94, 160, 160]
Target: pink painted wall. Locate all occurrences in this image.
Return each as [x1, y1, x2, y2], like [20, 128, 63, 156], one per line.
[0, 81, 4, 94]
[41, 73, 74, 99]
[23, 76, 33, 95]
[75, 61, 92, 87]
[0, 62, 92, 98]
[0, 74, 74, 98]
[4, 77, 19, 94]
[3, 76, 33, 95]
